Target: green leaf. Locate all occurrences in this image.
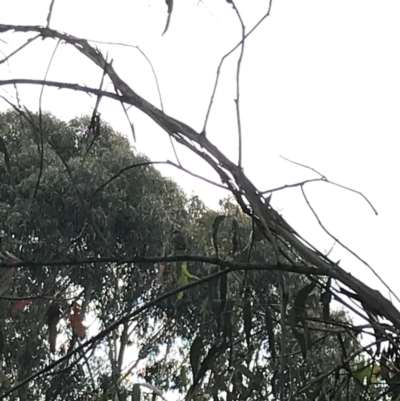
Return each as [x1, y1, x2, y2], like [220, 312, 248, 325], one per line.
[182, 262, 199, 280]
[132, 383, 141, 401]
[0, 136, 11, 174]
[264, 299, 276, 362]
[190, 337, 203, 379]
[200, 296, 209, 313]
[180, 366, 187, 389]
[162, 0, 173, 35]
[0, 330, 3, 357]
[231, 217, 239, 255]
[236, 364, 255, 381]
[243, 297, 252, 348]
[353, 360, 380, 384]
[289, 307, 307, 359]
[320, 277, 332, 321]
[292, 282, 316, 358]
[212, 215, 226, 257]
[177, 273, 188, 299]
[294, 282, 316, 311]
[291, 327, 307, 359]
[176, 262, 198, 299]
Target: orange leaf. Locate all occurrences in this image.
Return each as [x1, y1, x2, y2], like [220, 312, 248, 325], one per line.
[70, 305, 86, 340]
[12, 298, 33, 313]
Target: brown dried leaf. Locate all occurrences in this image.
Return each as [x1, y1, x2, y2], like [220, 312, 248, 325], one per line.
[12, 299, 33, 313]
[70, 305, 86, 340]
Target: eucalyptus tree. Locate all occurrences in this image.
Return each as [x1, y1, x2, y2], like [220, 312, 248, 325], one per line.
[0, 110, 382, 401]
[0, 110, 189, 400]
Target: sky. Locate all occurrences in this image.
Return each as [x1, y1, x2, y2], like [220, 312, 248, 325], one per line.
[1, 0, 400, 374]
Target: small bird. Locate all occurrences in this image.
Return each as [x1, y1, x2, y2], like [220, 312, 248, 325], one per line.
[171, 230, 186, 253]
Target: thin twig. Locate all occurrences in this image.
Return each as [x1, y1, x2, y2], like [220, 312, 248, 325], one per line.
[46, 0, 57, 28]
[85, 55, 110, 155]
[202, 0, 273, 133]
[83, 39, 164, 111]
[135, 45, 182, 164]
[168, 136, 182, 166]
[0, 34, 40, 66]
[91, 159, 228, 200]
[280, 155, 327, 179]
[119, 100, 136, 142]
[35, 39, 61, 198]
[324, 242, 336, 258]
[280, 155, 378, 215]
[261, 178, 324, 194]
[91, 160, 166, 199]
[300, 186, 399, 304]
[0, 79, 132, 109]
[135, 46, 164, 111]
[328, 180, 378, 216]
[232, 1, 245, 168]
[166, 159, 226, 188]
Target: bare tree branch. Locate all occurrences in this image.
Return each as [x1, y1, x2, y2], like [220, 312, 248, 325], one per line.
[0, 34, 40, 65]
[231, 1, 245, 168]
[202, 1, 273, 133]
[46, 0, 57, 28]
[261, 178, 324, 194]
[281, 155, 378, 215]
[300, 185, 399, 304]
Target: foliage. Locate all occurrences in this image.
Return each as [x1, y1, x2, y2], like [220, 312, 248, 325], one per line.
[0, 110, 188, 400]
[0, 110, 384, 401]
[153, 198, 380, 401]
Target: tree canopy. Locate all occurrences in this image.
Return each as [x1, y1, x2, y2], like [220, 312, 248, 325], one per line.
[0, 110, 382, 401]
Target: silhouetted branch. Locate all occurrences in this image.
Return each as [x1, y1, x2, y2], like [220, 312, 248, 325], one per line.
[202, 1, 273, 133]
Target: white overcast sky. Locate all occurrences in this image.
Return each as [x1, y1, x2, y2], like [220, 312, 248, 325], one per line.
[1, 0, 400, 309]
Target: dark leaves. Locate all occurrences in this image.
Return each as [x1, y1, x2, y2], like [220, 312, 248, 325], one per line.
[289, 282, 316, 359]
[190, 336, 203, 379]
[264, 298, 276, 362]
[243, 295, 252, 348]
[47, 303, 61, 353]
[0, 136, 11, 175]
[320, 277, 332, 321]
[162, 0, 174, 35]
[132, 383, 141, 401]
[212, 215, 226, 257]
